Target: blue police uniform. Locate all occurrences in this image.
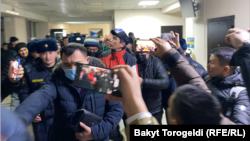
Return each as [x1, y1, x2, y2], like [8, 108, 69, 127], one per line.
[18, 38, 59, 141]
[23, 40, 41, 73]
[179, 38, 207, 78]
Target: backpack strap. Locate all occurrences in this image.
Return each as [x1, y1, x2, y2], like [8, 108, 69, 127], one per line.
[225, 86, 246, 117]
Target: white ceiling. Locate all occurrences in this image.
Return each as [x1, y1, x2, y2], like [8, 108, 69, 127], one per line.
[1, 0, 178, 18]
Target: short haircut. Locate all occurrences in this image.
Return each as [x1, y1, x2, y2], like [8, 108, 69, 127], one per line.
[60, 43, 87, 58]
[45, 35, 51, 38]
[211, 47, 237, 72]
[172, 84, 222, 125]
[63, 37, 68, 40]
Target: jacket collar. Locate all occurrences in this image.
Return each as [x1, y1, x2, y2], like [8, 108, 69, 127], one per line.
[111, 47, 126, 60]
[34, 57, 60, 71]
[210, 69, 244, 86]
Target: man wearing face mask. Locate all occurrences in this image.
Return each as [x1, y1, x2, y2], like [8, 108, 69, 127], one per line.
[136, 52, 169, 124]
[17, 38, 60, 141]
[15, 43, 123, 141]
[84, 37, 101, 58]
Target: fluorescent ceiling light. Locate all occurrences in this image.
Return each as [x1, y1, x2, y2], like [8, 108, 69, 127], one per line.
[89, 10, 103, 12]
[84, 2, 102, 6]
[138, 1, 159, 5]
[6, 10, 19, 15]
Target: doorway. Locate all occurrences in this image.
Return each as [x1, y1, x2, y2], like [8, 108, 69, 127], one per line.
[161, 26, 183, 38]
[207, 15, 235, 62]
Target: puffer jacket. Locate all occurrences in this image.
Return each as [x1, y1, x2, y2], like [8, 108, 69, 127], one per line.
[137, 55, 169, 114]
[18, 58, 61, 120]
[205, 69, 250, 125]
[177, 47, 207, 78]
[230, 45, 250, 97]
[15, 59, 123, 141]
[1, 54, 26, 101]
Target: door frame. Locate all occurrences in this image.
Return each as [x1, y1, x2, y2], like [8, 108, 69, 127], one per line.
[207, 15, 235, 62]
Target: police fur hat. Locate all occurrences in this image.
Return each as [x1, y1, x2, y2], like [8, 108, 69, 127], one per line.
[15, 42, 27, 52]
[27, 39, 41, 53]
[69, 35, 84, 44]
[37, 38, 58, 53]
[179, 38, 187, 51]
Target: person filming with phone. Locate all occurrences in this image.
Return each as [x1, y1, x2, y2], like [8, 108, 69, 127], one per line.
[15, 43, 123, 141]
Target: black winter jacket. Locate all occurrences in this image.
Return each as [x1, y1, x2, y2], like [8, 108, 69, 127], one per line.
[230, 45, 250, 98]
[205, 69, 250, 125]
[1, 54, 25, 101]
[138, 55, 169, 114]
[15, 58, 123, 141]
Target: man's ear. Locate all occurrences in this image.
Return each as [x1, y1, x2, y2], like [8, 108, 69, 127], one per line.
[86, 56, 91, 64]
[120, 42, 126, 48]
[224, 65, 230, 73]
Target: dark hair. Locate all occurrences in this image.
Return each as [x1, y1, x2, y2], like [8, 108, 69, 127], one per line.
[211, 47, 236, 72]
[60, 43, 87, 58]
[45, 35, 51, 38]
[82, 35, 86, 38]
[172, 84, 222, 125]
[63, 37, 68, 40]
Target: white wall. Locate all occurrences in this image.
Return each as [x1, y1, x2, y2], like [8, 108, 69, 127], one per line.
[4, 17, 27, 43]
[36, 23, 49, 39]
[1, 3, 48, 22]
[185, 0, 250, 68]
[114, 9, 186, 39]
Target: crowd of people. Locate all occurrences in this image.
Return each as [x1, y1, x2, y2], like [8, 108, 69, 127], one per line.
[1, 27, 250, 141]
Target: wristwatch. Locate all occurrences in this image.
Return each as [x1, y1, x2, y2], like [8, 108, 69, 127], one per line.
[239, 39, 250, 47]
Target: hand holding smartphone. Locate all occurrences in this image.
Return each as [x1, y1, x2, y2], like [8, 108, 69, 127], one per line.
[161, 33, 173, 42]
[73, 63, 121, 97]
[11, 59, 20, 81]
[135, 39, 156, 52]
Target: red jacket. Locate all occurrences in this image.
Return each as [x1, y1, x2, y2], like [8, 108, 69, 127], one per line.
[99, 49, 139, 75]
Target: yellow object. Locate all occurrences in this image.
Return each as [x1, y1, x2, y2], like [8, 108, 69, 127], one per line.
[32, 79, 43, 83]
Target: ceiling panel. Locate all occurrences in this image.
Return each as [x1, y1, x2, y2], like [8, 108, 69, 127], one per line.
[2, 0, 179, 18]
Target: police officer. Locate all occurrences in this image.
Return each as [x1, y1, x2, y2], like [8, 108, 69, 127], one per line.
[23, 40, 40, 73]
[69, 35, 84, 45]
[18, 38, 60, 141]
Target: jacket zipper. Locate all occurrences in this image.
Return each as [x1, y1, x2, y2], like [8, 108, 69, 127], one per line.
[73, 86, 88, 109]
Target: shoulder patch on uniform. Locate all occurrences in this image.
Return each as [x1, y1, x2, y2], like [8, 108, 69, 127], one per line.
[168, 71, 171, 75]
[32, 79, 43, 83]
[193, 63, 198, 67]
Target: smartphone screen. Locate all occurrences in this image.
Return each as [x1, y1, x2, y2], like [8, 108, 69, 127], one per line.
[135, 40, 156, 52]
[73, 63, 120, 94]
[161, 33, 173, 41]
[12, 59, 20, 81]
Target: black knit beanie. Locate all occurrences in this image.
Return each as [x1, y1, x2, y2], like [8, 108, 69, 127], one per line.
[15, 42, 27, 52]
[10, 37, 19, 43]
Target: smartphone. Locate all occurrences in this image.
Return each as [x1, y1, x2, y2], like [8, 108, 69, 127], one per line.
[161, 33, 173, 41]
[73, 63, 121, 96]
[135, 39, 156, 52]
[12, 59, 20, 81]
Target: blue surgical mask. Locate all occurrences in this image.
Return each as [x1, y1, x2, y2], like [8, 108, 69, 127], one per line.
[63, 69, 76, 81]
